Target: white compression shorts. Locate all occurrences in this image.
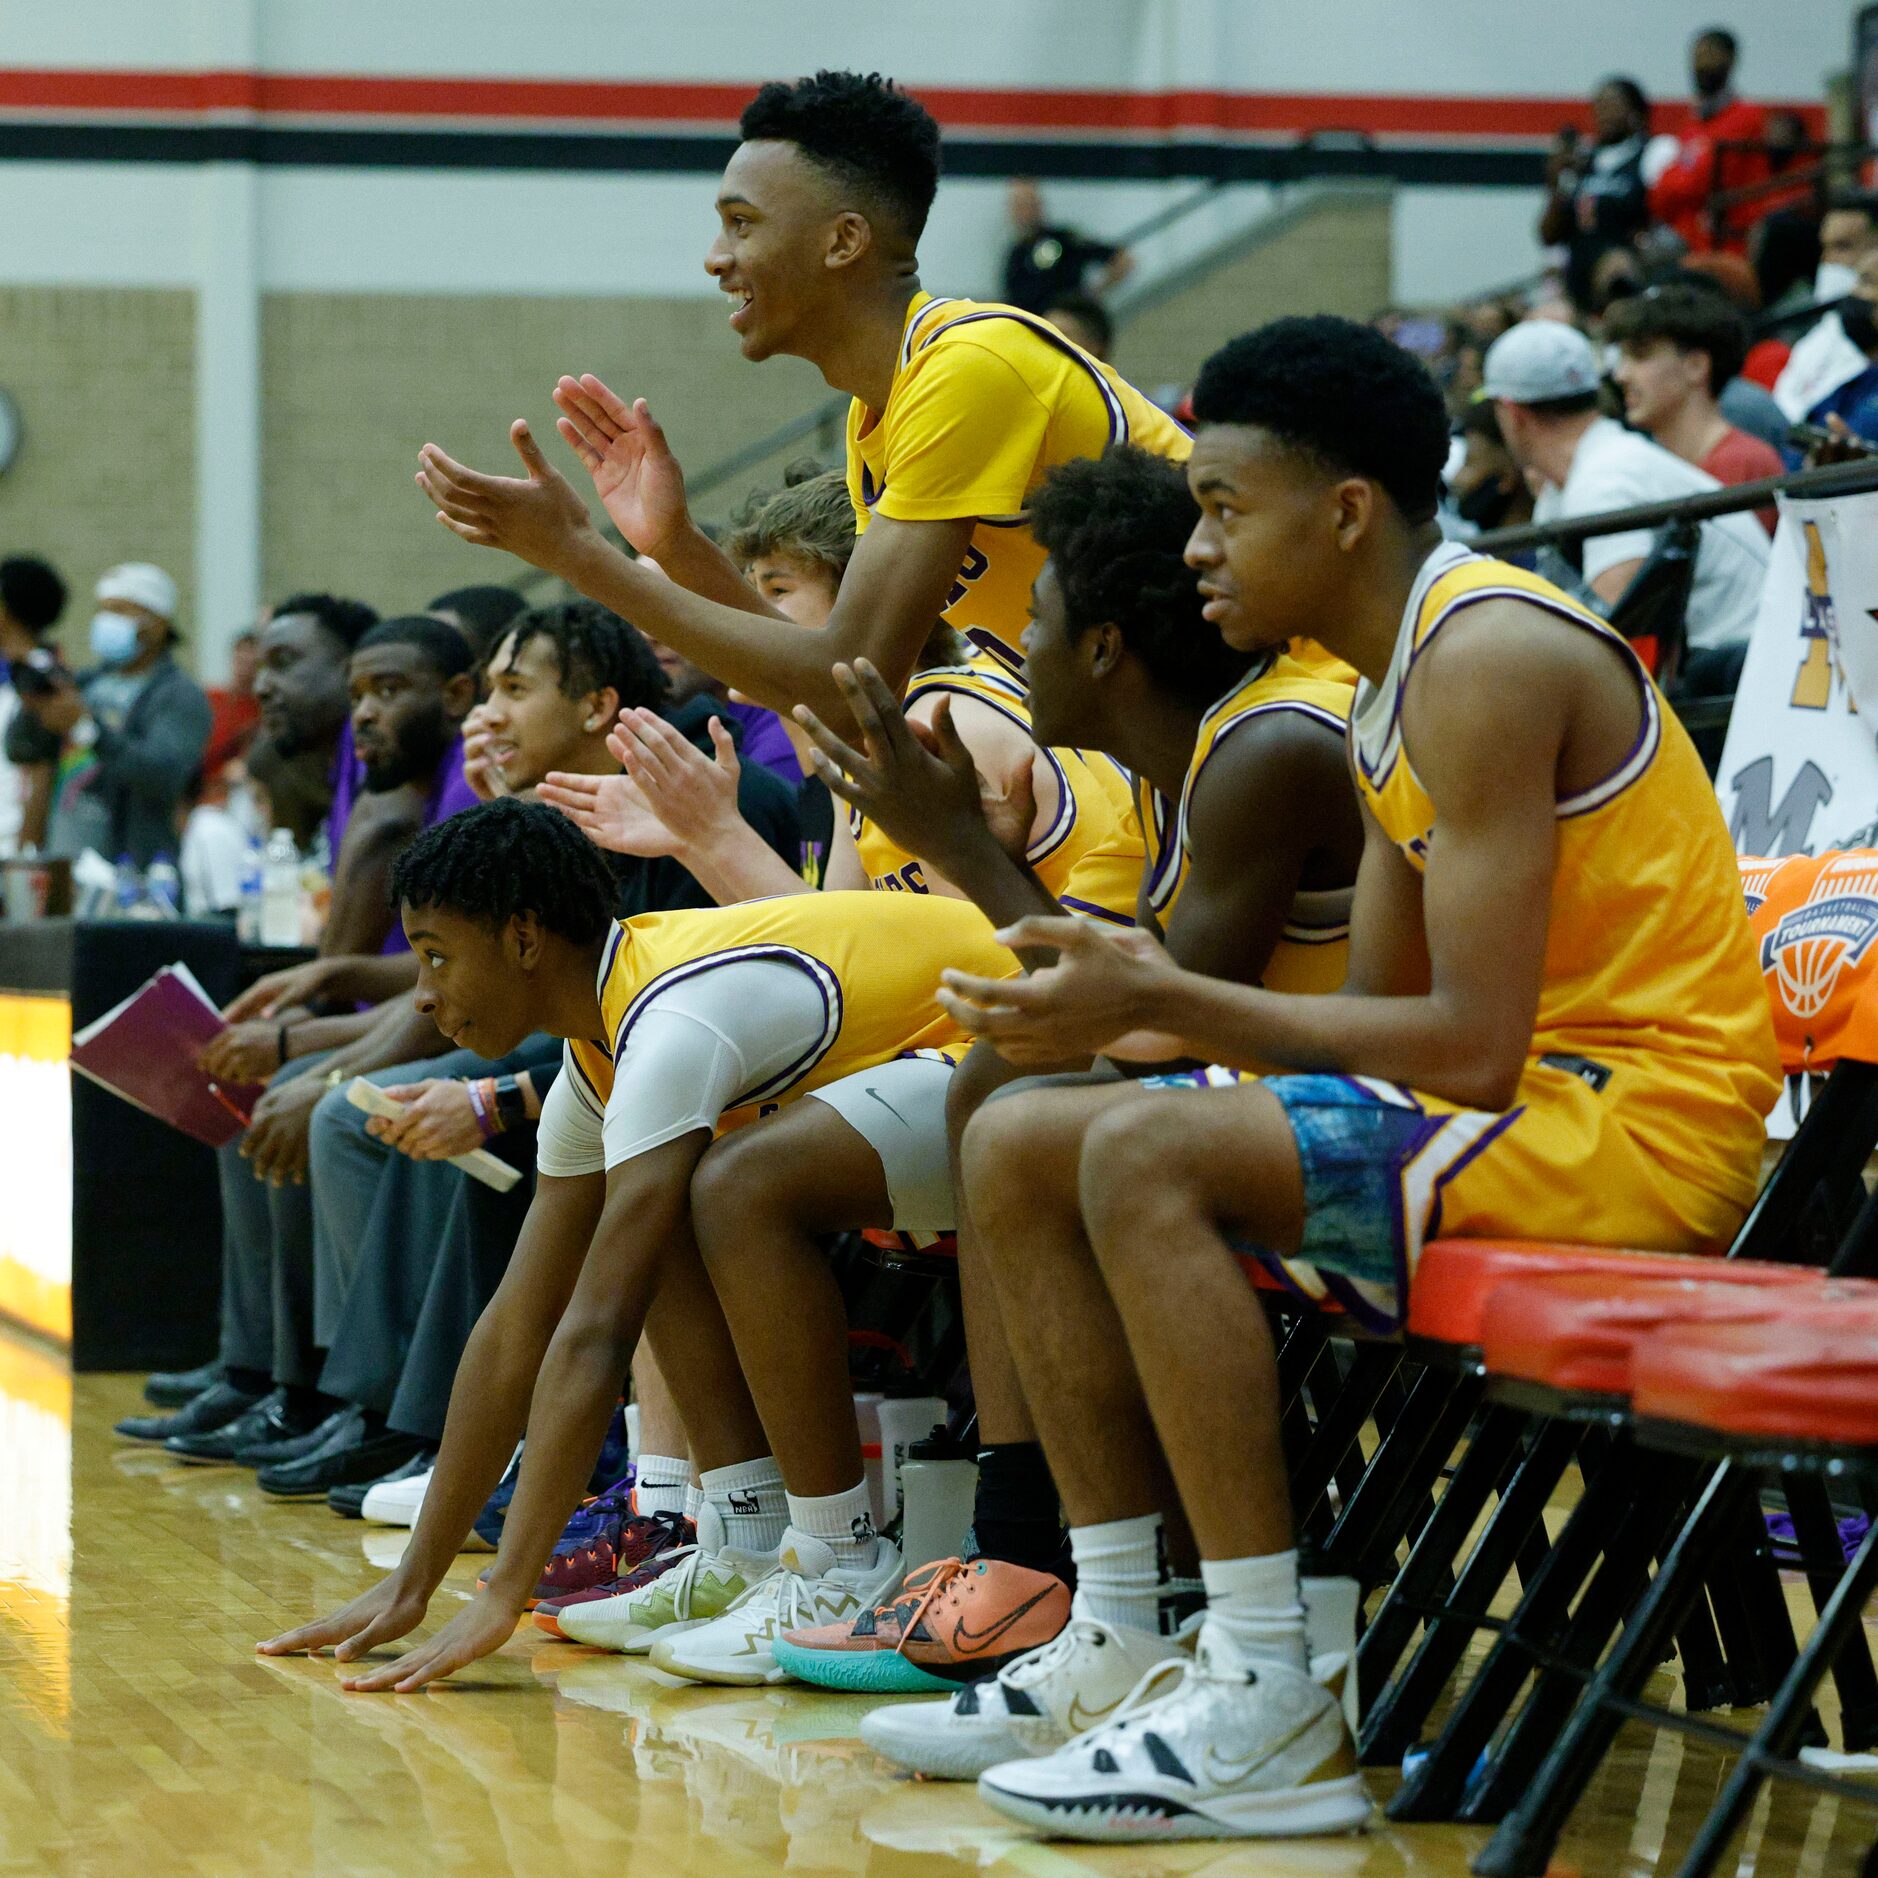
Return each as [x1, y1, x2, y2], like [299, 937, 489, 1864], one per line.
[807, 1053, 957, 1231]
[535, 956, 831, 1178]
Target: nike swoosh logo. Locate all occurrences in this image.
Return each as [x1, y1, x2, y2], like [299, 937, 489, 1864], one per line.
[1065, 1693, 1121, 1733]
[1201, 1708, 1324, 1785]
[862, 1088, 911, 1131]
[952, 1589, 1054, 1653]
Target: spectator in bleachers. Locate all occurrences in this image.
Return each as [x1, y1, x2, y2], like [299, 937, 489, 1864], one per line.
[1002, 178, 1133, 314]
[1482, 319, 1769, 690]
[202, 627, 261, 779]
[1604, 283, 1782, 529]
[1539, 78, 1658, 312]
[1042, 291, 1114, 362]
[1794, 246, 1878, 455]
[12, 562, 211, 867]
[1447, 401, 1534, 540]
[1774, 191, 1878, 420]
[1647, 27, 1771, 255]
[0, 554, 68, 855]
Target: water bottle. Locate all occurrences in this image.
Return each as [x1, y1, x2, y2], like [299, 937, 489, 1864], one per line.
[144, 853, 181, 919]
[899, 1427, 978, 1569]
[236, 850, 263, 943]
[260, 827, 300, 945]
[112, 853, 144, 919]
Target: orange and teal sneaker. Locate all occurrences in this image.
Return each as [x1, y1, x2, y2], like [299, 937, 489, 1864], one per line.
[772, 1556, 1070, 1693]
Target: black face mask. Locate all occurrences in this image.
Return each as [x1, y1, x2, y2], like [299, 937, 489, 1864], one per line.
[1456, 478, 1516, 530]
[1842, 296, 1878, 357]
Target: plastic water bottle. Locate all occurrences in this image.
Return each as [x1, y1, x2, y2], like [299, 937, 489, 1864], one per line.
[144, 853, 181, 920]
[112, 853, 144, 919]
[236, 850, 263, 942]
[260, 828, 301, 945]
[899, 1428, 978, 1568]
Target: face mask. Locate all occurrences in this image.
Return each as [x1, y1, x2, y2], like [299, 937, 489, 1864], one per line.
[1817, 262, 1861, 305]
[1456, 479, 1515, 530]
[88, 611, 140, 668]
[1841, 295, 1878, 357]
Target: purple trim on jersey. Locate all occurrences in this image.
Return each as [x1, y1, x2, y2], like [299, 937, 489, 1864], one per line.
[1424, 1104, 1525, 1243]
[1059, 894, 1136, 927]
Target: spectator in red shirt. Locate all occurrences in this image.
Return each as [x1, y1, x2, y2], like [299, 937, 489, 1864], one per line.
[1606, 281, 1782, 531]
[202, 625, 262, 779]
[1648, 28, 1771, 254]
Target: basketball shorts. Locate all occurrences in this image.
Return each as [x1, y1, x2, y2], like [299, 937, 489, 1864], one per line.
[808, 1052, 957, 1232]
[1140, 1062, 1760, 1334]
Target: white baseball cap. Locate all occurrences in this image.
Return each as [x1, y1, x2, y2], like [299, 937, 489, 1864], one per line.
[95, 562, 177, 621]
[1477, 321, 1603, 404]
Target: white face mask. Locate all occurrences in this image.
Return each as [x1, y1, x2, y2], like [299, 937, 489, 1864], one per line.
[1817, 261, 1861, 304]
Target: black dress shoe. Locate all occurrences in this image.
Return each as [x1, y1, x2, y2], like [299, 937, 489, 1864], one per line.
[143, 1360, 224, 1409]
[329, 1446, 435, 1518]
[232, 1400, 346, 1468]
[116, 1379, 264, 1444]
[165, 1388, 317, 1464]
[259, 1416, 427, 1501]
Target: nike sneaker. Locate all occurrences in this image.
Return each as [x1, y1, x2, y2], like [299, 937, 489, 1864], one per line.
[650, 1528, 904, 1686]
[858, 1595, 1189, 1781]
[976, 1621, 1370, 1841]
[555, 1540, 767, 1654]
[775, 1555, 1069, 1693]
[533, 1520, 694, 1638]
[475, 1481, 669, 1608]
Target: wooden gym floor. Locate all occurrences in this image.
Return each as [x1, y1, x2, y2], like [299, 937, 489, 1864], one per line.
[3, 1325, 1875, 1877]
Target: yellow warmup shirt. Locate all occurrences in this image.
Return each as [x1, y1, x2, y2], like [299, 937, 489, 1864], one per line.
[563, 892, 1018, 1126]
[846, 293, 1191, 677]
[1347, 543, 1780, 1253]
[1139, 649, 1356, 992]
[851, 654, 1144, 924]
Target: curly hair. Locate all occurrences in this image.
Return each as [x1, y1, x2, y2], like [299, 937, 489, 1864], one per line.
[0, 555, 67, 634]
[392, 798, 619, 943]
[1191, 316, 1451, 524]
[739, 70, 941, 242]
[495, 598, 669, 710]
[1602, 280, 1748, 393]
[270, 591, 380, 652]
[727, 470, 857, 582]
[1027, 444, 1258, 711]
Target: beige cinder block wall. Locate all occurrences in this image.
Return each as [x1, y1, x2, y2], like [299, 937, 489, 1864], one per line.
[0, 286, 196, 663]
[261, 293, 829, 615]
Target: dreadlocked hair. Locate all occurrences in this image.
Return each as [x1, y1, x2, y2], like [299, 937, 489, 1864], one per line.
[494, 598, 668, 710]
[1026, 444, 1259, 711]
[391, 798, 618, 944]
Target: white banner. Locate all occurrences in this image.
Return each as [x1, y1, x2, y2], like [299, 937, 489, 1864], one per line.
[1715, 491, 1878, 858]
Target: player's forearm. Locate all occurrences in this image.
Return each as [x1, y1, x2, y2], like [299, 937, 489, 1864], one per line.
[677, 821, 812, 904]
[394, 1296, 548, 1592]
[925, 825, 1066, 967]
[1146, 976, 1526, 1111]
[562, 534, 871, 725]
[648, 520, 776, 616]
[479, 1320, 634, 1611]
[315, 952, 420, 1005]
[283, 1010, 376, 1060]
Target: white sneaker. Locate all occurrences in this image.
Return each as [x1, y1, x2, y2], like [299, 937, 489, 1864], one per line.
[556, 1543, 771, 1654]
[651, 1528, 904, 1687]
[360, 1464, 433, 1527]
[858, 1596, 1188, 1781]
[977, 1619, 1370, 1842]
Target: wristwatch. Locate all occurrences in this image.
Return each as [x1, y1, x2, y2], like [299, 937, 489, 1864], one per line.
[493, 1074, 530, 1131]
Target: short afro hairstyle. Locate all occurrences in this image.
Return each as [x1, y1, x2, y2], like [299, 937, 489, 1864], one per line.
[426, 583, 529, 658]
[1602, 281, 1748, 393]
[1027, 444, 1259, 712]
[355, 614, 476, 679]
[270, 591, 379, 652]
[0, 555, 67, 634]
[728, 470, 857, 583]
[1191, 316, 1452, 524]
[492, 598, 668, 709]
[739, 70, 941, 242]
[392, 797, 618, 944]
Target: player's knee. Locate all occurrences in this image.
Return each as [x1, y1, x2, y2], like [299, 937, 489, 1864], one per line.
[944, 1039, 1016, 1164]
[689, 1130, 789, 1262]
[1078, 1098, 1186, 1237]
[958, 1086, 1043, 1226]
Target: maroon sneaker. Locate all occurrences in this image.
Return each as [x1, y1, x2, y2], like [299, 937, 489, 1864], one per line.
[534, 1522, 695, 1638]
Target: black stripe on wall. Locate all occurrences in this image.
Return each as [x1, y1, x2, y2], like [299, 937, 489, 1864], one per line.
[0, 121, 1548, 186]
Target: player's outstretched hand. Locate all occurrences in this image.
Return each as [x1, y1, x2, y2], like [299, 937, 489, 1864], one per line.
[551, 376, 690, 559]
[938, 917, 1189, 1065]
[257, 1574, 431, 1664]
[416, 422, 600, 581]
[335, 1592, 525, 1694]
[539, 768, 682, 859]
[608, 707, 742, 851]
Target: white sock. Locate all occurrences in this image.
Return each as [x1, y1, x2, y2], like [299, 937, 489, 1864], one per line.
[786, 1483, 880, 1570]
[683, 1483, 704, 1526]
[699, 1456, 787, 1556]
[634, 1453, 690, 1521]
[1069, 1514, 1167, 1635]
[1200, 1548, 1309, 1674]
